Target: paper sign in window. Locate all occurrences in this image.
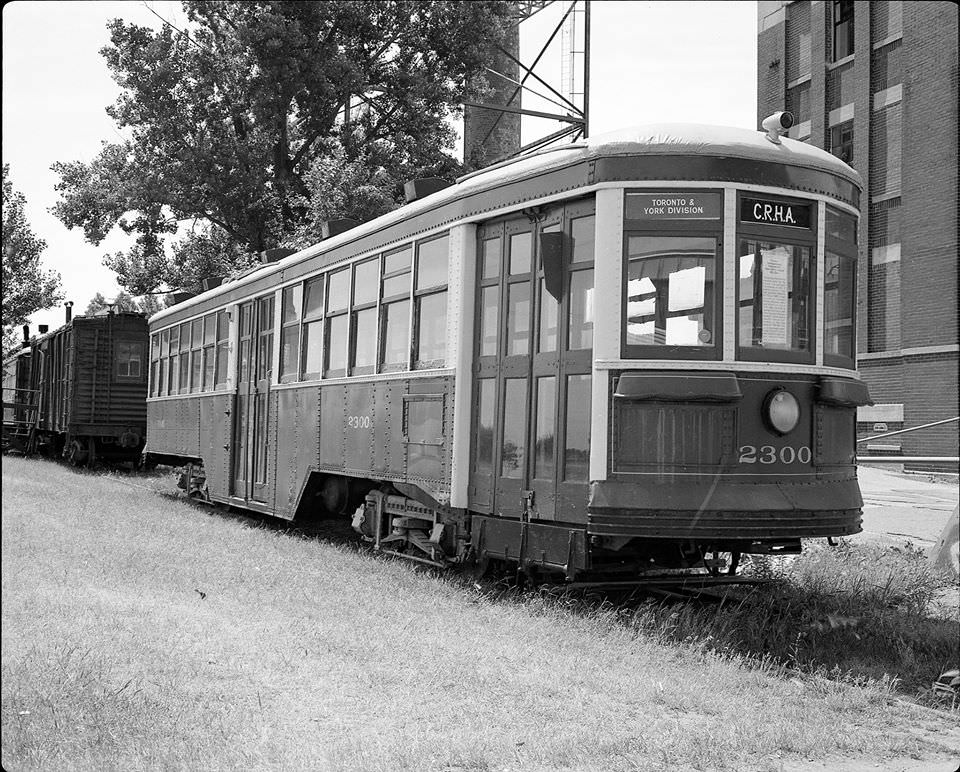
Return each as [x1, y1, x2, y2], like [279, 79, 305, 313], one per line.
[760, 247, 790, 346]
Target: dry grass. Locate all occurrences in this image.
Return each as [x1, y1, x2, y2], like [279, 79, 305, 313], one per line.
[2, 456, 959, 771]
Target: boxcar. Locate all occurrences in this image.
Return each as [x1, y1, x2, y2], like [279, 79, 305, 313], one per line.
[146, 121, 871, 580]
[2, 311, 148, 465]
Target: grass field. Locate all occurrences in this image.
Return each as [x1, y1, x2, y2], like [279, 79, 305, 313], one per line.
[2, 456, 959, 771]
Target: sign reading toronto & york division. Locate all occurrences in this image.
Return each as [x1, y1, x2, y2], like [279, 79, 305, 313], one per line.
[626, 192, 722, 221]
[740, 197, 812, 229]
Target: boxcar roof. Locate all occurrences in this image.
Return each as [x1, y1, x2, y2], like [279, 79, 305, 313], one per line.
[150, 122, 862, 326]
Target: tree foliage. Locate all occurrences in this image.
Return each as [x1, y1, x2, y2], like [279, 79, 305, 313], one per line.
[52, 0, 512, 294]
[2, 164, 62, 332]
[84, 290, 169, 317]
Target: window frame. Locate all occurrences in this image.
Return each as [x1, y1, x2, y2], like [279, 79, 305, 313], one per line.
[823, 206, 858, 368]
[412, 234, 450, 370]
[735, 193, 819, 365]
[115, 338, 145, 381]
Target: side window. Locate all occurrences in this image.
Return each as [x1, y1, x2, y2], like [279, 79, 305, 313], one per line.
[177, 323, 189, 393]
[214, 310, 230, 388]
[301, 277, 325, 379]
[280, 284, 303, 382]
[190, 318, 203, 392]
[413, 235, 449, 369]
[380, 246, 412, 371]
[325, 268, 350, 377]
[150, 333, 160, 395]
[202, 314, 216, 391]
[351, 258, 379, 375]
[158, 329, 169, 396]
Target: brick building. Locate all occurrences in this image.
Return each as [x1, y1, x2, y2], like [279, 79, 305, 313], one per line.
[757, 0, 958, 467]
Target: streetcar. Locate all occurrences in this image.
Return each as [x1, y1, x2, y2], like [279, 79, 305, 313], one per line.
[145, 117, 870, 580]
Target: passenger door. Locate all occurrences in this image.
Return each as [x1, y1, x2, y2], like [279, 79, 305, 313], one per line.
[231, 295, 274, 502]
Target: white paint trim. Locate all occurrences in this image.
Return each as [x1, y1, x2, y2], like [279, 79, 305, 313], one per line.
[593, 359, 860, 378]
[268, 367, 455, 390]
[901, 344, 959, 356]
[816, 201, 826, 366]
[590, 188, 623, 481]
[858, 403, 904, 422]
[828, 103, 854, 127]
[723, 187, 737, 361]
[873, 84, 902, 111]
[448, 223, 477, 509]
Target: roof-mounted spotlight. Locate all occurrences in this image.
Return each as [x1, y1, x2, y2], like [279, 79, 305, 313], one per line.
[761, 111, 794, 144]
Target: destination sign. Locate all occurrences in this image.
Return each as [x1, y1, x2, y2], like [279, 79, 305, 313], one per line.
[740, 197, 812, 229]
[626, 192, 722, 221]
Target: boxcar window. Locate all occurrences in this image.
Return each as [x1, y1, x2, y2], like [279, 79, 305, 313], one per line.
[202, 313, 216, 390]
[625, 235, 717, 349]
[737, 240, 812, 355]
[280, 284, 302, 382]
[214, 310, 229, 388]
[116, 340, 144, 379]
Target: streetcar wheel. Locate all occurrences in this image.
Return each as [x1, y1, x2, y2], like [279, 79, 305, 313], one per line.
[67, 440, 88, 467]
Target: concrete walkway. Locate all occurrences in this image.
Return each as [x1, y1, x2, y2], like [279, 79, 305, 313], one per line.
[855, 465, 959, 549]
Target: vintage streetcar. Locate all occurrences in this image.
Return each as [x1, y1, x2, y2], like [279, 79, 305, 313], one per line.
[2, 309, 148, 465]
[145, 117, 871, 581]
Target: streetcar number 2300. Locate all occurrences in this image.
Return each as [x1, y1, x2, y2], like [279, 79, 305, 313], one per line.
[347, 415, 372, 429]
[738, 445, 812, 464]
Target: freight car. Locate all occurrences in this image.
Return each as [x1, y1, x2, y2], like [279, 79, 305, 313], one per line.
[145, 118, 871, 581]
[1, 309, 148, 465]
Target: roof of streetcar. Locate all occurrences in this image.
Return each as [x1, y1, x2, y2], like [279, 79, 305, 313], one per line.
[150, 123, 861, 326]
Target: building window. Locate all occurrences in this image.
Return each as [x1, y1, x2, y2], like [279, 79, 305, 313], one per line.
[829, 121, 854, 165]
[786, 83, 810, 126]
[785, 1, 811, 82]
[867, 198, 901, 352]
[832, 0, 854, 61]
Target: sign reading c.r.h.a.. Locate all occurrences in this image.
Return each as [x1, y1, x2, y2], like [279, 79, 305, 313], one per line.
[740, 197, 812, 229]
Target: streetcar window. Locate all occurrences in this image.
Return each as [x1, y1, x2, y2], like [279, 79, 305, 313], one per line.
[379, 298, 410, 371]
[481, 238, 501, 280]
[413, 235, 449, 368]
[416, 235, 449, 290]
[737, 240, 813, 355]
[301, 278, 325, 379]
[509, 232, 532, 275]
[414, 291, 447, 367]
[351, 307, 377, 371]
[353, 259, 379, 306]
[534, 376, 556, 480]
[325, 313, 348, 376]
[170, 324, 182, 394]
[570, 215, 595, 264]
[150, 334, 160, 396]
[382, 246, 412, 297]
[116, 340, 144, 379]
[824, 206, 858, 365]
[327, 269, 350, 313]
[280, 284, 302, 382]
[202, 314, 216, 390]
[214, 310, 229, 388]
[564, 374, 591, 481]
[191, 318, 204, 392]
[505, 282, 531, 356]
[474, 378, 495, 476]
[501, 378, 527, 479]
[480, 285, 501, 357]
[538, 277, 558, 353]
[256, 296, 274, 382]
[567, 269, 594, 350]
[625, 236, 717, 348]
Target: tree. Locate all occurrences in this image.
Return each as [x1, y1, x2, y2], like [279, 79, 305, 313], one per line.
[52, 0, 512, 294]
[2, 165, 62, 333]
[84, 290, 168, 316]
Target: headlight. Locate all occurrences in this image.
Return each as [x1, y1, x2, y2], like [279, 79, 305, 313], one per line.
[764, 389, 800, 434]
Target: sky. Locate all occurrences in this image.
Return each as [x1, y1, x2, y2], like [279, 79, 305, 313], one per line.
[2, 0, 757, 333]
